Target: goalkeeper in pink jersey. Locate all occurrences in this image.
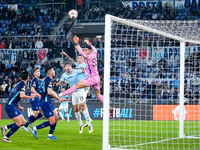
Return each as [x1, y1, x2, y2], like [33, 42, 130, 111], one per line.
[58, 36, 104, 103]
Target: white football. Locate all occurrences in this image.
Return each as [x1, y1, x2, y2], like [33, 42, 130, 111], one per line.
[68, 9, 78, 19]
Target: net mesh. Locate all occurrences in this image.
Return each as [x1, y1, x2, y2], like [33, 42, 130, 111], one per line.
[108, 19, 200, 150]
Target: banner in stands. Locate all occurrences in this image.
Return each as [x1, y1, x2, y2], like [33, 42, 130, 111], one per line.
[153, 105, 200, 120]
[151, 46, 200, 62]
[122, 1, 185, 9]
[1, 48, 48, 64]
[97, 47, 149, 62]
[0, 103, 152, 120]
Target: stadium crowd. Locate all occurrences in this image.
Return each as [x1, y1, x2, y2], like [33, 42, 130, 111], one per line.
[0, 2, 63, 36]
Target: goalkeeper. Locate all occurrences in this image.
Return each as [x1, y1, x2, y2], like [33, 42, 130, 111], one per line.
[59, 36, 104, 103]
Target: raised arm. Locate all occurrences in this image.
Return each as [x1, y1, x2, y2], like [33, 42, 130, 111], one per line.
[84, 39, 97, 53]
[60, 52, 75, 66]
[73, 36, 88, 59]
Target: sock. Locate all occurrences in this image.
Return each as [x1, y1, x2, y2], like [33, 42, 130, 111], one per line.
[49, 123, 57, 135]
[59, 112, 64, 120]
[6, 124, 20, 138]
[82, 109, 92, 126]
[36, 121, 50, 130]
[66, 114, 69, 121]
[35, 112, 43, 119]
[75, 112, 83, 126]
[97, 94, 104, 103]
[6, 123, 15, 130]
[61, 85, 77, 96]
[85, 107, 90, 119]
[24, 115, 36, 127]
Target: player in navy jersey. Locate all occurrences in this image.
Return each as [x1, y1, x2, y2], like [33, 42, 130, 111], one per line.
[30, 66, 64, 140]
[1, 71, 37, 142]
[22, 67, 43, 132]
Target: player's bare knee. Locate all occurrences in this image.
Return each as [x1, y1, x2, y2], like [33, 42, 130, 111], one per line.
[80, 103, 86, 111]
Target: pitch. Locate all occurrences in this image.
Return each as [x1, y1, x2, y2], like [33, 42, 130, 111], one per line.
[1, 120, 200, 150]
[0, 120, 102, 150]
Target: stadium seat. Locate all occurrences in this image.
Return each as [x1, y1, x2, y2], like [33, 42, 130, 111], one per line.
[51, 22, 55, 27]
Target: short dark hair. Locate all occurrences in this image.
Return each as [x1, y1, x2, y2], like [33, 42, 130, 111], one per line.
[77, 54, 82, 57]
[32, 67, 39, 73]
[20, 71, 29, 80]
[84, 44, 92, 50]
[45, 66, 53, 74]
[64, 62, 72, 67]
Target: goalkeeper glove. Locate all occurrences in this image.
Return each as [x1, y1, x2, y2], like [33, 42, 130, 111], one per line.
[73, 35, 79, 44]
[84, 39, 91, 46]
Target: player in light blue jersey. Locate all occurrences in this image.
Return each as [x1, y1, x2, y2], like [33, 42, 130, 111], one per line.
[58, 87, 70, 122]
[60, 52, 93, 127]
[59, 62, 93, 134]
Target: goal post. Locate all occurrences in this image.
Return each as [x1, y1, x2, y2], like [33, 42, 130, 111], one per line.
[103, 14, 200, 150]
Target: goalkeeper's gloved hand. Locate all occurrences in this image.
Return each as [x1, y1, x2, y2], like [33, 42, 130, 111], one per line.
[73, 35, 79, 44]
[84, 39, 91, 46]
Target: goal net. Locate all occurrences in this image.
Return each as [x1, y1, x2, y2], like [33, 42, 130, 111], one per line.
[103, 15, 200, 150]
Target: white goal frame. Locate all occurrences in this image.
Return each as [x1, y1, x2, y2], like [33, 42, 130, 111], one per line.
[103, 14, 200, 150]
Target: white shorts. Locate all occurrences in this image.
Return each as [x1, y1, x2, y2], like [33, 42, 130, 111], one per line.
[72, 88, 89, 105]
[58, 103, 69, 112]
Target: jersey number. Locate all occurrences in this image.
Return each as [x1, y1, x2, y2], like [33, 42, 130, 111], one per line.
[92, 58, 97, 67]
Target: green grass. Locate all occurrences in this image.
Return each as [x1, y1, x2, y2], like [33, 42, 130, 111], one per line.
[0, 120, 200, 150]
[0, 119, 102, 150]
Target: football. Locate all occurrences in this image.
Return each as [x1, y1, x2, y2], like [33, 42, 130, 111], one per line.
[68, 9, 78, 19]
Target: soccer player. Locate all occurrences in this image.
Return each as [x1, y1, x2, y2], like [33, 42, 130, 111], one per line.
[22, 67, 43, 132]
[60, 52, 93, 126]
[59, 36, 104, 102]
[60, 62, 93, 134]
[1, 71, 37, 142]
[58, 87, 70, 122]
[30, 66, 64, 139]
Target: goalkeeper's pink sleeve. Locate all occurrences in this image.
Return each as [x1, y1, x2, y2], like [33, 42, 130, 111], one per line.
[91, 45, 97, 53]
[77, 44, 87, 58]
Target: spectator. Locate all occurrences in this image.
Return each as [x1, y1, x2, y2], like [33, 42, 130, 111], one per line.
[156, 81, 163, 95]
[0, 61, 5, 74]
[23, 50, 30, 60]
[149, 70, 157, 78]
[0, 41, 7, 49]
[173, 76, 180, 91]
[8, 40, 15, 49]
[35, 61, 42, 70]
[5, 81, 12, 96]
[0, 50, 5, 62]
[146, 58, 154, 68]
[0, 87, 4, 98]
[26, 64, 33, 74]
[55, 61, 61, 79]
[11, 71, 17, 82]
[35, 38, 43, 48]
[29, 49, 37, 61]
[16, 50, 23, 63]
[4, 76, 9, 84]
[1, 81, 7, 92]
[0, 75, 3, 85]
[46, 48, 53, 61]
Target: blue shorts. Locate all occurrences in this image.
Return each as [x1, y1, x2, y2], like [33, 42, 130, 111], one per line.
[5, 103, 21, 119]
[40, 101, 55, 118]
[30, 97, 40, 111]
